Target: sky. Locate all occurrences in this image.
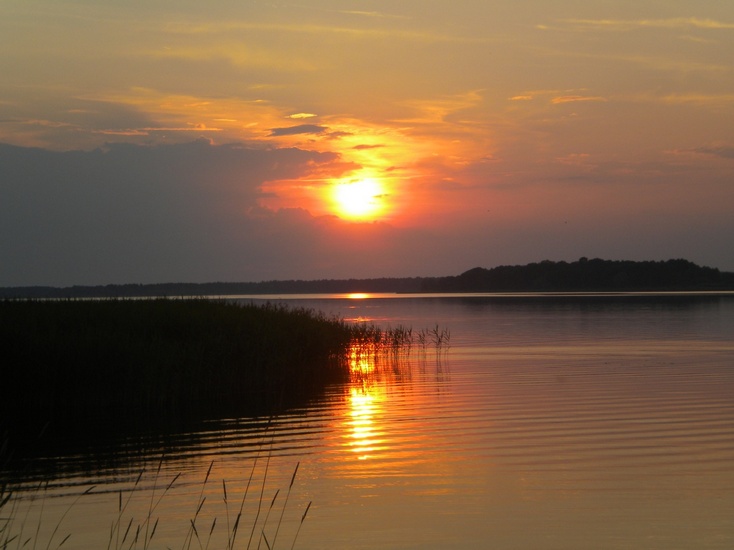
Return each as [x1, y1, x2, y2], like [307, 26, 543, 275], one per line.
[1, 0, 733, 286]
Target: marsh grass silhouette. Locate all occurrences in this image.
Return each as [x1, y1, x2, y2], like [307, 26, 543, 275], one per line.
[0, 453, 311, 550]
[1, 299, 440, 462]
[1, 299, 361, 455]
[0, 302, 445, 549]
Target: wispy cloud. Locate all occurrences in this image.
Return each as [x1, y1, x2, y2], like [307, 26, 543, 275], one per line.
[269, 124, 327, 137]
[338, 10, 409, 20]
[397, 91, 485, 124]
[551, 95, 608, 105]
[561, 17, 734, 31]
[686, 145, 734, 159]
[661, 93, 734, 105]
[162, 20, 486, 44]
[555, 153, 594, 166]
[19, 118, 77, 129]
[288, 113, 318, 119]
[508, 90, 608, 104]
[353, 144, 384, 150]
[272, 2, 409, 21]
[97, 124, 223, 136]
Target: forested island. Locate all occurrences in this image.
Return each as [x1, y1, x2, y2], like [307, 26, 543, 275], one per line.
[421, 258, 734, 293]
[1, 258, 733, 298]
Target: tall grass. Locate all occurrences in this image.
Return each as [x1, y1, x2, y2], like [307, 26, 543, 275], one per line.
[1, 299, 360, 458]
[0, 477, 96, 550]
[344, 322, 451, 388]
[1, 455, 310, 550]
[1, 298, 447, 466]
[0, 302, 449, 549]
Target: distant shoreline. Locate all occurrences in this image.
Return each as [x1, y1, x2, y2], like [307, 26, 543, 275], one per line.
[2, 258, 733, 299]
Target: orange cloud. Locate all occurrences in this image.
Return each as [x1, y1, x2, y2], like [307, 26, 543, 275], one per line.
[551, 95, 608, 104]
[288, 113, 318, 119]
[562, 17, 734, 31]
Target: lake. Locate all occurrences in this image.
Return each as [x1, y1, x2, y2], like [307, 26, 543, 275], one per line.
[4, 293, 734, 549]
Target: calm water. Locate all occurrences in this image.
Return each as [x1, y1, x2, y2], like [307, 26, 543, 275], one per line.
[5, 293, 734, 549]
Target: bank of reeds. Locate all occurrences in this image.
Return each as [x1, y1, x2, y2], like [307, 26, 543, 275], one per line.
[1, 299, 362, 457]
[1, 299, 449, 465]
[344, 322, 450, 387]
[0, 299, 451, 548]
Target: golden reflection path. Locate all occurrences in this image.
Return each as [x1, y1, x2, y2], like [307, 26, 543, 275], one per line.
[347, 384, 385, 461]
[345, 342, 386, 460]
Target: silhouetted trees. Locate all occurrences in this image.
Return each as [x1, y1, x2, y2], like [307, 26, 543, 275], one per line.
[0, 277, 427, 299]
[1, 259, 732, 298]
[420, 258, 734, 292]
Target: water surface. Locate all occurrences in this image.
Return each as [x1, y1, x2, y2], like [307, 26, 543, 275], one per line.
[5, 293, 734, 549]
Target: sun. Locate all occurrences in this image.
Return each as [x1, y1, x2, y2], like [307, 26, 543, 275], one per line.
[332, 178, 385, 219]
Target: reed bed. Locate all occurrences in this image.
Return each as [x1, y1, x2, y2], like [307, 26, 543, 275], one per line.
[1, 299, 357, 453]
[345, 322, 451, 387]
[0, 300, 450, 549]
[0, 299, 445, 463]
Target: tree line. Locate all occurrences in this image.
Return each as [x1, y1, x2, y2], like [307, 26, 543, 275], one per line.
[420, 258, 734, 292]
[1, 258, 732, 298]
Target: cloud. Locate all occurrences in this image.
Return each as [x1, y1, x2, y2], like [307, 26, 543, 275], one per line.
[97, 124, 223, 136]
[287, 113, 318, 119]
[352, 144, 384, 150]
[687, 145, 734, 159]
[168, 19, 488, 44]
[269, 124, 328, 136]
[18, 118, 77, 129]
[661, 93, 734, 106]
[555, 153, 594, 166]
[3, 138, 733, 285]
[0, 98, 168, 149]
[551, 95, 608, 105]
[561, 17, 734, 31]
[337, 11, 409, 20]
[0, 140, 345, 285]
[507, 90, 608, 105]
[0, 139, 531, 286]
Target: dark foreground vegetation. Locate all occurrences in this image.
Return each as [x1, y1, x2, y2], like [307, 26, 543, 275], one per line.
[1, 259, 731, 299]
[1, 299, 367, 461]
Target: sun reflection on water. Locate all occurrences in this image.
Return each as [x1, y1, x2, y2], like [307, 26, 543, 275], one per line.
[344, 342, 388, 460]
[347, 343, 377, 375]
[348, 384, 385, 460]
[339, 331, 448, 464]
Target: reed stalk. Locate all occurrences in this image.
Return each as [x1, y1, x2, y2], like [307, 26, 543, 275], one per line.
[2, 452, 312, 550]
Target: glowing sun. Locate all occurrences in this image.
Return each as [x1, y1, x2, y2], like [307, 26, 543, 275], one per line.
[332, 178, 385, 219]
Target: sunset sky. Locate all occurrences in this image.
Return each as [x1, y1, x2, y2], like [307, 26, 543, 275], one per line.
[2, 0, 733, 286]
